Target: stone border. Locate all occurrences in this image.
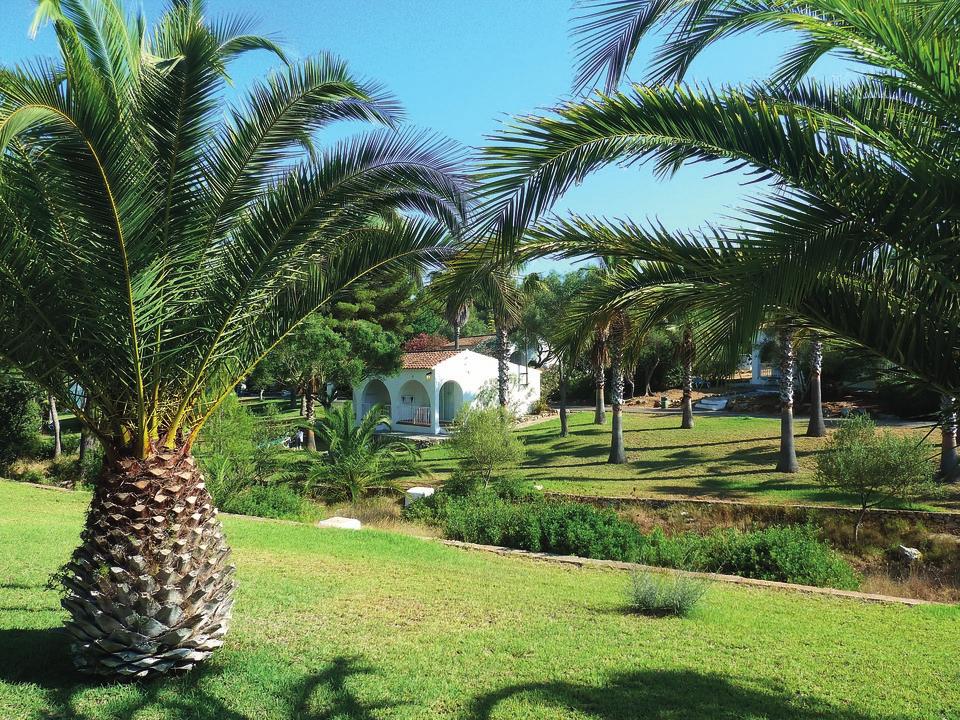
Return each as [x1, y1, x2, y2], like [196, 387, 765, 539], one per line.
[440, 539, 943, 607]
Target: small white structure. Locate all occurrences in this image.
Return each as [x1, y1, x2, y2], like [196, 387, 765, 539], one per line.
[353, 349, 541, 435]
[316, 516, 362, 530]
[404, 486, 435, 507]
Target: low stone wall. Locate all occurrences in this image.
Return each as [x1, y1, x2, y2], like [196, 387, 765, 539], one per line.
[441, 539, 937, 606]
[544, 492, 960, 536]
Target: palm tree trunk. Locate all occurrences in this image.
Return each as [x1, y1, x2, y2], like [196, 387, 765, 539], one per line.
[940, 395, 958, 480]
[453, 322, 461, 350]
[300, 390, 307, 417]
[496, 324, 509, 409]
[289, 385, 298, 409]
[78, 430, 96, 465]
[49, 394, 62, 458]
[806, 334, 827, 437]
[61, 449, 234, 678]
[624, 372, 634, 400]
[608, 335, 626, 464]
[776, 327, 800, 473]
[680, 327, 694, 430]
[305, 378, 317, 451]
[594, 368, 606, 424]
[559, 360, 570, 437]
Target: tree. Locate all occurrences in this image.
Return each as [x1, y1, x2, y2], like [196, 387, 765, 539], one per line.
[678, 322, 695, 430]
[806, 333, 827, 437]
[775, 326, 800, 473]
[607, 311, 629, 463]
[0, 370, 40, 469]
[302, 402, 419, 503]
[446, 405, 525, 491]
[445, 297, 470, 350]
[0, 1, 465, 677]
[478, 1, 960, 403]
[939, 395, 958, 480]
[588, 325, 609, 424]
[816, 414, 937, 543]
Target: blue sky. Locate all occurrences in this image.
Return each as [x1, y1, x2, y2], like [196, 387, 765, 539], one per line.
[2, 1, 855, 273]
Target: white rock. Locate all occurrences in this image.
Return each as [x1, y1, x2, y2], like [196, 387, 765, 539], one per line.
[898, 545, 922, 562]
[404, 486, 435, 507]
[316, 516, 362, 530]
[533, 484, 544, 491]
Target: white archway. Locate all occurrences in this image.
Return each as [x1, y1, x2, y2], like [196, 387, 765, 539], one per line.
[360, 379, 391, 418]
[397, 379, 431, 426]
[438, 380, 463, 425]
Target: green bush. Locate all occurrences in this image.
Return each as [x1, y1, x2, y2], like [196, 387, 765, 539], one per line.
[627, 571, 707, 617]
[0, 372, 41, 469]
[816, 414, 938, 543]
[420, 492, 860, 589]
[218, 484, 307, 520]
[654, 525, 861, 590]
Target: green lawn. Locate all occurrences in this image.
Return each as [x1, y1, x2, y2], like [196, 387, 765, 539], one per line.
[422, 411, 958, 509]
[1, 480, 958, 720]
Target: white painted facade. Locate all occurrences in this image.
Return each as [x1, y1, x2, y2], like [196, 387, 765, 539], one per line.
[353, 349, 541, 435]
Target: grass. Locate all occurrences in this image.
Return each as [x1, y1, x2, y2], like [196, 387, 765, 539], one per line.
[421, 411, 958, 510]
[2, 480, 959, 719]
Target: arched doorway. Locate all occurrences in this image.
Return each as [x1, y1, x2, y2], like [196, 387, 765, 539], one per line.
[360, 379, 391, 422]
[398, 379, 431, 426]
[439, 380, 463, 425]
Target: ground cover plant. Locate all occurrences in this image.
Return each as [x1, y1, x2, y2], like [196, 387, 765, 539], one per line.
[2, 480, 959, 719]
[420, 411, 954, 509]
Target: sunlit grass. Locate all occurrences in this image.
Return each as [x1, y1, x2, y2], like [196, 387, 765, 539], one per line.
[421, 411, 955, 510]
[2, 481, 957, 719]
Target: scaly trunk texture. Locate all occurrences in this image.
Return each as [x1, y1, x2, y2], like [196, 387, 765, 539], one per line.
[49, 394, 62, 458]
[608, 333, 626, 464]
[289, 386, 298, 409]
[806, 335, 827, 437]
[559, 358, 569, 438]
[940, 395, 958, 480]
[680, 327, 694, 430]
[776, 327, 800, 473]
[453, 323, 460, 350]
[61, 449, 234, 678]
[496, 325, 509, 409]
[300, 391, 307, 417]
[594, 368, 606, 424]
[305, 378, 317, 451]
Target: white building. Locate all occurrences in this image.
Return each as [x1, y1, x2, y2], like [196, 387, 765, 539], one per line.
[353, 348, 541, 435]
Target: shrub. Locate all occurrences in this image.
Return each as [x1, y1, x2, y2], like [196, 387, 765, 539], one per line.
[301, 402, 419, 503]
[627, 571, 707, 617]
[0, 372, 41, 469]
[661, 525, 861, 590]
[218, 484, 307, 520]
[816, 414, 938, 543]
[420, 493, 860, 590]
[445, 406, 524, 493]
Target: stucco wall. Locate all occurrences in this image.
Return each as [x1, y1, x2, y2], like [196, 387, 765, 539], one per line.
[353, 350, 542, 434]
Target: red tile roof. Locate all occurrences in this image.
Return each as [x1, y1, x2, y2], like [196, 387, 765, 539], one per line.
[401, 350, 462, 369]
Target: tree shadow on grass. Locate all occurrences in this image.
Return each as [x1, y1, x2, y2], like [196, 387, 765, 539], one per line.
[0, 628, 393, 720]
[467, 669, 911, 720]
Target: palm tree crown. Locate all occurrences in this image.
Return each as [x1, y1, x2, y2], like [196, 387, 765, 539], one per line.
[0, 0, 468, 460]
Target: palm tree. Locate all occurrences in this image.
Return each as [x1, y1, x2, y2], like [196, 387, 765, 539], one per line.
[939, 395, 958, 480]
[478, 0, 960, 400]
[805, 332, 827, 438]
[606, 310, 630, 463]
[0, 0, 466, 678]
[678, 322, 695, 430]
[588, 325, 609, 424]
[775, 326, 800, 473]
[445, 297, 470, 350]
[303, 402, 420, 503]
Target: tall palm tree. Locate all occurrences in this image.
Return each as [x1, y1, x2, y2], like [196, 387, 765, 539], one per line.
[0, 0, 466, 678]
[678, 322, 695, 430]
[775, 326, 800, 473]
[805, 332, 827, 437]
[588, 324, 609, 424]
[445, 297, 470, 350]
[606, 310, 630, 463]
